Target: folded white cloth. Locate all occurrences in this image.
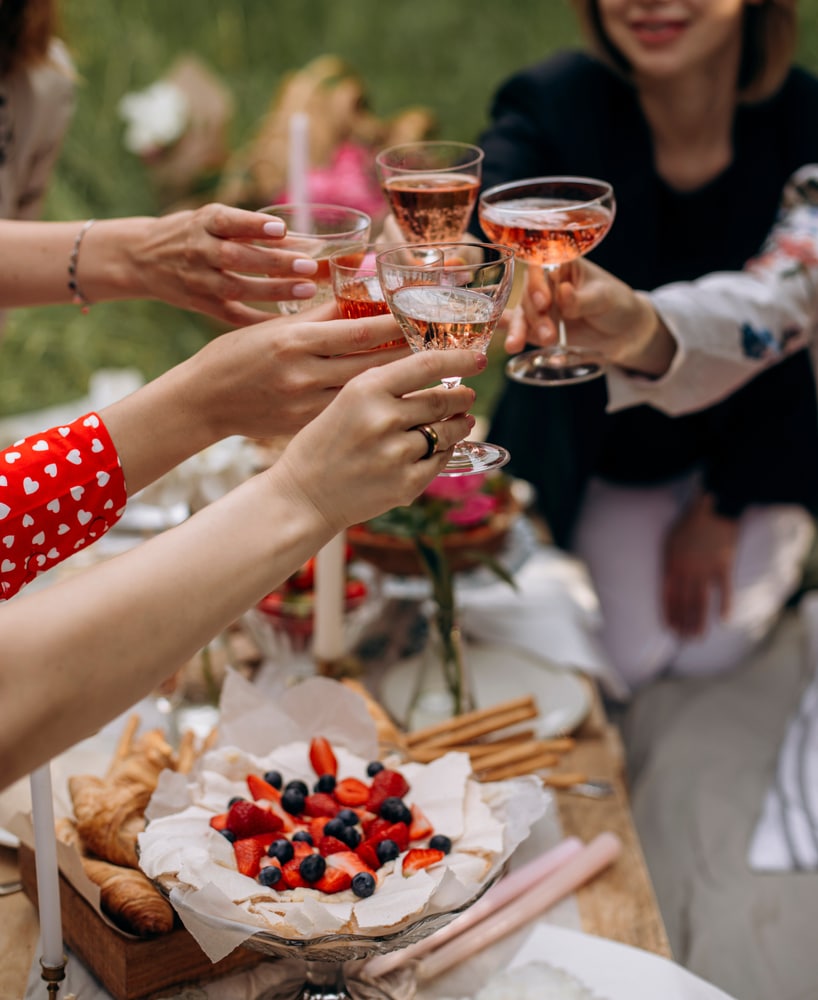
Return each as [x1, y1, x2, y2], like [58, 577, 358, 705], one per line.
[748, 592, 818, 871]
[456, 545, 627, 700]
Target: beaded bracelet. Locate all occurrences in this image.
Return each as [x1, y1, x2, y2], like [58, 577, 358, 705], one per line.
[67, 218, 96, 313]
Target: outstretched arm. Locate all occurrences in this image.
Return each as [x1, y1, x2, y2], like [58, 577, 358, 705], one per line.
[504, 165, 818, 415]
[0, 349, 485, 787]
[0, 203, 322, 325]
[0, 309, 410, 597]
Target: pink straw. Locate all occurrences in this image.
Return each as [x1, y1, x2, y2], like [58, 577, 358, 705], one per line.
[417, 832, 622, 983]
[363, 835, 584, 977]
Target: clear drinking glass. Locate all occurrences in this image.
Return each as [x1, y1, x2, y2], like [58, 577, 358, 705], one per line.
[329, 242, 410, 350]
[376, 241, 515, 476]
[478, 176, 616, 385]
[375, 141, 484, 243]
[258, 203, 371, 314]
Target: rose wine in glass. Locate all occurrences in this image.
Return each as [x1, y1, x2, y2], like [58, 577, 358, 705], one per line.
[329, 243, 409, 349]
[377, 242, 514, 475]
[375, 141, 484, 243]
[478, 176, 616, 385]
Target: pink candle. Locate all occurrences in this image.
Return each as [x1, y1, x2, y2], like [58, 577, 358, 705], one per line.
[416, 832, 622, 983]
[30, 764, 64, 968]
[364, 836, 584, 977]
[313, 532, 346, 662]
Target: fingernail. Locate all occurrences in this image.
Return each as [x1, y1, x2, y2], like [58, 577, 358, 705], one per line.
[292, 258, 318, 275]
[292, 282, 317, 298]
[262, 220, 286, 237]
[474, 352, 487, 370]
[537, 324, 551, 341]
[466, 413, 476, 427]
[532, 290, 547, 311]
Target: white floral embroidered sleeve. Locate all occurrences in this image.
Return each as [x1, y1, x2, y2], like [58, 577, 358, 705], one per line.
[606, 165, 818, 416]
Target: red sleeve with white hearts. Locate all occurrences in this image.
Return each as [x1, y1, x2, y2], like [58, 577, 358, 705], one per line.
[0, 412, 127, 600]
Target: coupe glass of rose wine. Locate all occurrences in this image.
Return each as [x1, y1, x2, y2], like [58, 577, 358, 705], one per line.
[375, 141, 484, 243]
[258, 203, 371, 314]
[377, 242, 515, 476]
[478, 176, 616, 385]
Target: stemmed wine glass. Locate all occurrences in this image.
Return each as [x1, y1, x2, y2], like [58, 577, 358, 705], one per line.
[478, 176, 616, 385]
[375, 141, 484, 243]
[376, 242, 515, 476]
[258, 203, 371, 314]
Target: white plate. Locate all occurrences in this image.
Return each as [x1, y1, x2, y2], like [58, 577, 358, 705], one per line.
[424, 923, 736, 1000]
[378, 640, 590, 737]
[512, 924, 734, 999]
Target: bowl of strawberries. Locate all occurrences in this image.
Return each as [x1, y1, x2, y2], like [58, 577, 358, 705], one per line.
[248, 548, 380, 659]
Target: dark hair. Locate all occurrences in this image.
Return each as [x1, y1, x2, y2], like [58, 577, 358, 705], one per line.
[0, 0, 61, 77]
[571, 0, 798, 103]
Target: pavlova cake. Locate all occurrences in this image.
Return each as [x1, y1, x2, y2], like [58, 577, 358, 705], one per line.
[137, 675, 548, 961]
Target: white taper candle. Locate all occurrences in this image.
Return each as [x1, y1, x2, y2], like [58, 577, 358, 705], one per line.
[30, 764, 64, 968]
[313, 532, 347, 662]
[287, 111, 310, 232]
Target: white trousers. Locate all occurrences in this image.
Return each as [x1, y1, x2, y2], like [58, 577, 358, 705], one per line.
[572, 476, 816, 694]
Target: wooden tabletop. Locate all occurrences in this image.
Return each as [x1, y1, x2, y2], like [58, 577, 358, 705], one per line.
[552, 680, 671, 958]
[0, 679, 671, 997]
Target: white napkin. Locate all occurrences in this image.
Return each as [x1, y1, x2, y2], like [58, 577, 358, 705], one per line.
[456, 546, 627, 700]
[748, 592, 818, 871]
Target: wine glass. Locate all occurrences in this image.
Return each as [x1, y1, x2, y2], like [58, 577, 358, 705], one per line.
[376, 242, 515, 476]
[478, 176, 616, 385]
[258, 203, 371, 314]
[375, 141, 484, 243]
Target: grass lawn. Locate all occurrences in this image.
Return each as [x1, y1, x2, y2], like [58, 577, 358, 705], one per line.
[2, 1, 818, 420]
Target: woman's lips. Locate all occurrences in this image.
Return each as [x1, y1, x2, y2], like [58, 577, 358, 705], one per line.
[629, 19, 687, 46]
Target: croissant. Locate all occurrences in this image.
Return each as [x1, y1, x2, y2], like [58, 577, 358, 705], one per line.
[69, 774, 150, 868]
[55, 813, 175, 936]
[68, 718, 178, 868]
[82, 857, 175, 936]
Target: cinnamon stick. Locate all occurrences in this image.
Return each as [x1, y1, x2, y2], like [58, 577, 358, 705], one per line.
[409, 731, 539, 764]
[465, 740, 563, 773]
[542, 771, 589, 789]
[476, 750, 560, 782]
[405, 695, 537, 748]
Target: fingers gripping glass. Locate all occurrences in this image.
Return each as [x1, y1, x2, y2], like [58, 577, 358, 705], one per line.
[376, 242, 515, 476]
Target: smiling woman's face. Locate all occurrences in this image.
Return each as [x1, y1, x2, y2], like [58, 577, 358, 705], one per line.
[596, 0, 755, 84]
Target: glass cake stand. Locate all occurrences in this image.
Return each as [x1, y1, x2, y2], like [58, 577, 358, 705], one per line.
[166, 870, 501, 1000]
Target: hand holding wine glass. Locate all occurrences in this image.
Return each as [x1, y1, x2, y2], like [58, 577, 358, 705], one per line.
[258, 203, 371, 314]
[375, 141, 484, 243]
[478, 176, 616, 385]
[377, 242, 515, 476]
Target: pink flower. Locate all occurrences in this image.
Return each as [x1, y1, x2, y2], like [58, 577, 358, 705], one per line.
[295, 142, 387, 221]
[423, 473, 487, 502]
[445, 493, 497, 528]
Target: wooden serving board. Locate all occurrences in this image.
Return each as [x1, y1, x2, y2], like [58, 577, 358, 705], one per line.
[18, 844, 264, 1000]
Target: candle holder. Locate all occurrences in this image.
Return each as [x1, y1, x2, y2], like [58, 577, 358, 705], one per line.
[39, 956, 67, 999]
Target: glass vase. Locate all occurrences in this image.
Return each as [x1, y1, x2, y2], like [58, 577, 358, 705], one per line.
[407, 601, 476, 730]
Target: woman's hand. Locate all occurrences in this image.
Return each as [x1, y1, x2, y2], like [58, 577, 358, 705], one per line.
[125, 202, 322, 325]
[185, 308, 413, 439]
[102, 310, 411, 493]
[662, 493, 739, 637]
[272, 349, 486, 533]
[504, 259, 676, 377]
